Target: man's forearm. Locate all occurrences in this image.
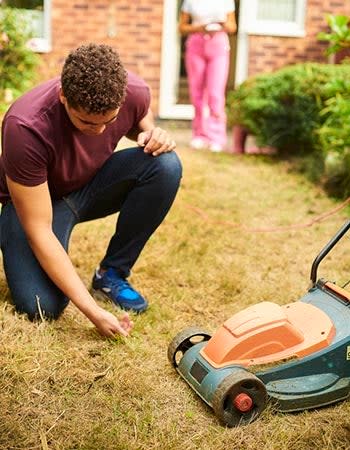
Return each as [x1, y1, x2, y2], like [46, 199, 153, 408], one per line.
[126, 125, 143, 142]
[126, 108, 155, 141]
[28, 227, 101, 321]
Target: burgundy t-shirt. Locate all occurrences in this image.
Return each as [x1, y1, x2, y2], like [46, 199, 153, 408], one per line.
[0, 72, 150, 204]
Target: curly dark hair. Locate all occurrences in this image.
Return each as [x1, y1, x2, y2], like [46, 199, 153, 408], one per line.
[61, 43, 127, 114]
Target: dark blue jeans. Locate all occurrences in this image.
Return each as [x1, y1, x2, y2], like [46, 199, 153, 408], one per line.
[0, 148, 182, 320]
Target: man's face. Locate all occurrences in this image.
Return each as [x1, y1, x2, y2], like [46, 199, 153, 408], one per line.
[59, 90, 119, 136]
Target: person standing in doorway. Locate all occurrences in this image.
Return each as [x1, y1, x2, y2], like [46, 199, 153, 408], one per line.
[179, 0, 237, 152]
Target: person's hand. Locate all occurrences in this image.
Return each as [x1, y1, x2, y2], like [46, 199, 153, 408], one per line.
[205, 23, 223, 32]
[137, 127, 177, 156]
[90, 306, 134, 338]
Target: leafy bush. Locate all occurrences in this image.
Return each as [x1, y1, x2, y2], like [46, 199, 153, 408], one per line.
[0, 5, 40, 107]
[318, 83, 350, 196]
[319, 86, 350, 153]
[317, 14, 350, 56]
[226, 63, 350, 155]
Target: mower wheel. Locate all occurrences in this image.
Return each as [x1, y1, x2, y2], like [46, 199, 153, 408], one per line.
[212, 369, 267, 427]
[168, 327, 211, 368]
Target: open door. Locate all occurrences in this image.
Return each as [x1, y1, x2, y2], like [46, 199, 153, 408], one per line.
[159, 0, 240, 119]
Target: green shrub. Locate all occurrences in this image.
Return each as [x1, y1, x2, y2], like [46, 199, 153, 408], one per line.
[319, 83, 350, 153]
[318, 85, 350, 197]
[317, 14, 350, 56]
[226, 63, 350, 154]
[0, 6, 40, 108]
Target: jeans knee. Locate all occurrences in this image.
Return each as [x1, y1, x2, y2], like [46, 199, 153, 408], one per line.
[14, 294, 68, 321]
[155, 151, 182, 185]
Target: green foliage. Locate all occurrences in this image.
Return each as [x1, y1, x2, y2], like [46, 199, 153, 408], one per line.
[227, 63, 350, 197]
[4, 1, 43, 9]
[227, 63, 350, 154]
[0, 5, 40, 107]
[317, 14, 350, 56]
[319, 91, 350, 153]
[318, 88, 350, 197]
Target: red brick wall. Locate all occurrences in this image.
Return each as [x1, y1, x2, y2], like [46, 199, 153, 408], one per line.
[42, 0, 164, 113]
[248, 1, 350, 77]
[41, 1, 350, 113]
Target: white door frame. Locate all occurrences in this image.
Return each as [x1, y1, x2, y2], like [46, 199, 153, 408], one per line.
[159, 0, 248, 119]
[159, 0, 193, 119]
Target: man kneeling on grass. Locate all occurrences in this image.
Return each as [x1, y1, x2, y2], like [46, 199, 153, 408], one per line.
[0, 43, 182, 337]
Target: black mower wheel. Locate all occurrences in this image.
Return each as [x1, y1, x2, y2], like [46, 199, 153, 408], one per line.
[212, 369, 267, 427]
[167, 326, 211, 368]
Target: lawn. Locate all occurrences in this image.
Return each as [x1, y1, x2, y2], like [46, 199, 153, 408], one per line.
[1, 128, 350, 449]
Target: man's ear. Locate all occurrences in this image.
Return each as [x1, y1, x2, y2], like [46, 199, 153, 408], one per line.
[59, 88, 66, 105]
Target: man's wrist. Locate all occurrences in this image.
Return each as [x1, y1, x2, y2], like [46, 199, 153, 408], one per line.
[74, 297, 101, 323]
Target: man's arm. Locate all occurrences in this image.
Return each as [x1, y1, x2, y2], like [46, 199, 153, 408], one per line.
[126, 108, 176, 156]
[6, 176, 133, 338]
[125, 108, 154, 141]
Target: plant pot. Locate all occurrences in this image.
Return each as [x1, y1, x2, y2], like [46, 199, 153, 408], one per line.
[231, 125, 248, 154]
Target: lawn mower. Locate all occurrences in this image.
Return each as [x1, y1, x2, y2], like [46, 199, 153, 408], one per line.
[168, 219, 350, 427]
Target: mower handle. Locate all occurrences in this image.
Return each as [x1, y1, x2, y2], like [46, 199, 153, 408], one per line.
[310, 219, 350, 285]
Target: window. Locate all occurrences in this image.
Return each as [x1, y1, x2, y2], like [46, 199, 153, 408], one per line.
[246, 0, 306, 37]
[3, 0, 51, 52]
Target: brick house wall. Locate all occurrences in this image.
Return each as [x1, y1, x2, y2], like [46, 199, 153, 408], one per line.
[39, 1, 349, 116]
[42, 0, 164, 114]
[248, 0, 350, 77]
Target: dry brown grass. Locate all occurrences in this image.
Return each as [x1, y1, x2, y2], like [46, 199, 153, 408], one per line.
[1, 128, 350, 449]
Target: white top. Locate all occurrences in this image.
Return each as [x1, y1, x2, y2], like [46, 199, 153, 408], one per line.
[181, 0, 235, 26]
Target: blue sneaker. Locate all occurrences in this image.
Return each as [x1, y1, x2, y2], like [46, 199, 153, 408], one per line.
[92, 267, 148, 313]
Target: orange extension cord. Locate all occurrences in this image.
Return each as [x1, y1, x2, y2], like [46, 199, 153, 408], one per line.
[184, 197, 350, 233]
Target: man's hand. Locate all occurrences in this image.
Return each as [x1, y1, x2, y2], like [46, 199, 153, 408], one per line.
[91, 306, 134, 338]
[137, 127, 177, 156]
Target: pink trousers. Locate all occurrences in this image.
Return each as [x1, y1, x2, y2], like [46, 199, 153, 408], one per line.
[185, 31, 230, 148]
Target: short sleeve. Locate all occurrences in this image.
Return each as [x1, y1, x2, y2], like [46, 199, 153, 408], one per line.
[117, 71, 151, 136]
[226, 0, 235, 12]
[125, 82, 150, 125]
[2, 116, 49, 186]
[181, 0, 192, 14]
[134, 84, 151, 123]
